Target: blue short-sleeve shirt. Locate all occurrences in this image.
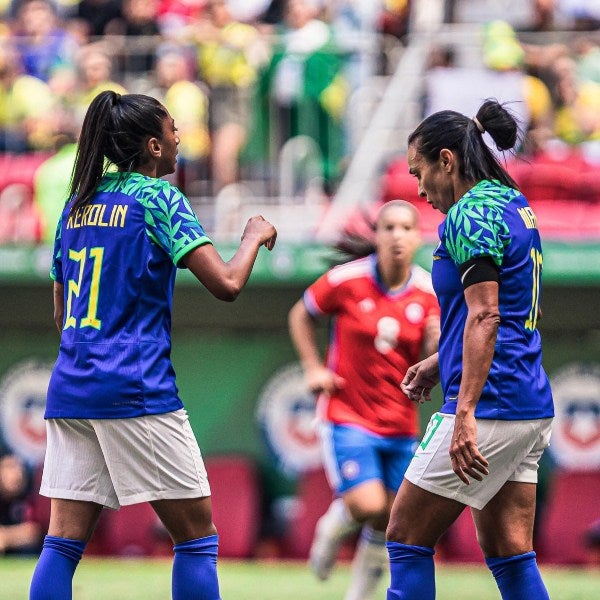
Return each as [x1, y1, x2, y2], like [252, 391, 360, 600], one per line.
[432, 180, 553, 420]
[47, 172, 211, 418]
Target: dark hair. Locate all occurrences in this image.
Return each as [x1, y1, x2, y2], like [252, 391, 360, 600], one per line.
[407, 99, 520, 189]
[334, 200, 420, 263]
[69, 91, 168, 212]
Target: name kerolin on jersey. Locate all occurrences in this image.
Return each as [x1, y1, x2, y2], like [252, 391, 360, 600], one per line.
[67, 204, 129, 229]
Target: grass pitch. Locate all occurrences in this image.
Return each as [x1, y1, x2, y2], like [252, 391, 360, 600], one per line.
[1, 557, 598, 599]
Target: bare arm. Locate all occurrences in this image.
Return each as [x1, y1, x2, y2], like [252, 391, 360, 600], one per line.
[421, 315, 440, 359]
[401, 352, 440, 404]
[450, 280, 499, 484]
[401, 312, 440, 402]
[53, 282, 64, 334]
[183, 215, 277, 301]
[288, 299, 345, 394]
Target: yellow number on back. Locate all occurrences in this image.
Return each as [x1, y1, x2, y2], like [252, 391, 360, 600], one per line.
[63, 247, 104, 330]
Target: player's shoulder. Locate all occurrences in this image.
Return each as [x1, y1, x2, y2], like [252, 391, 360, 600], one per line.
[409, 265, 435, 294]
[456, 180, 521, 213]
[99, 172, 184, 204]
[326, 256, 373, 287]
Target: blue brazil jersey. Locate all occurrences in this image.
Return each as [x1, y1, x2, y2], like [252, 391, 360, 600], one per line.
[432, 180, 553, 420]
[46, 172, 211, 418]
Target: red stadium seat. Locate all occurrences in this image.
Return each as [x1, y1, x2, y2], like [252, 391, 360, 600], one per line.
[537, 470, 600, 564]
[0, 153, 51, 192]
[205, 454, 261, 558]
[86, 510, 119, 556]
[380, 158, 421, 205]
[282, 467, 356, 560]
[103, 503, 172, 557]
[100, 502, 173, 556]
[0, 183, 42, 244]
[439, 508, 484, 563]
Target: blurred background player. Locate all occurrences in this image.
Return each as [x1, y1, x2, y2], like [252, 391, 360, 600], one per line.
[29, 90, 276, 600]
[288, 200, 440, 600]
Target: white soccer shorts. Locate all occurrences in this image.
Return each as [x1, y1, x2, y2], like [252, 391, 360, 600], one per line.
[40, 408, 211, 509]
[404, 412, 553, 510]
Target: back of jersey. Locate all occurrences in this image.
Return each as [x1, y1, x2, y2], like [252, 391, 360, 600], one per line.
[47, 172, 211, 419]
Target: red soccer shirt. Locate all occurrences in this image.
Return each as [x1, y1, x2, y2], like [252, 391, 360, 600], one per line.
[304, 255, 440, 437]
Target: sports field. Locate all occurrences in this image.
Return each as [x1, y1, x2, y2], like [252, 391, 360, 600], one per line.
[1, 557, 598, 599]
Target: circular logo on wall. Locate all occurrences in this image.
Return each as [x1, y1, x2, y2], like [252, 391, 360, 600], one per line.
[549, 363, 600, 470]
[256, 363, 322, 477]
[0, 360, 50, 466]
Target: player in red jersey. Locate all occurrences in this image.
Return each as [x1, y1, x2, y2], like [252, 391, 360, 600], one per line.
[288, 200, 440, 600]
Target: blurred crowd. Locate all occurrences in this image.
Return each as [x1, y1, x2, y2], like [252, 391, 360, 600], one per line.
[0, 0, 410, 186]
[2, 0, 600, 246]
[424, 18, 600, 156]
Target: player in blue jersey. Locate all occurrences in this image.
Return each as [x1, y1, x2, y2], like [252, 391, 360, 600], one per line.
[29, 91, 276, 600]
[385, 99, 553, 600]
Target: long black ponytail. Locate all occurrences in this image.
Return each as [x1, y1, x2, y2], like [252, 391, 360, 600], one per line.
[69, 91, 168, 213]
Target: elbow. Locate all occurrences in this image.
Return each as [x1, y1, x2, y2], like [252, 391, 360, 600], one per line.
[213, 282, 243, 302]
[477, 310, 501, 334]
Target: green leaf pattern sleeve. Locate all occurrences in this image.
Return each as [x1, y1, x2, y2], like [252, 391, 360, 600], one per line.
[444, 183, 512, 267]
[50, 216, 63, 282]
[138, 180, 212, 266]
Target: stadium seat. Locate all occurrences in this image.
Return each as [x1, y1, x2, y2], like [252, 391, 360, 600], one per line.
[103, 503, 172, 557]
[282, 467, 356, 560]
[205, 454, 262, 558]
[537, 469, 600, 564]
[380, 158, 421, 205]
[440, 508, 484, 563]
[0, 153, 51, 191]
[0, 183, 42, 244]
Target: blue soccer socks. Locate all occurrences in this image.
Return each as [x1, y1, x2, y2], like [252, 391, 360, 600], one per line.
[386, 541, 435, 600]
[486, 551, 550, 600]
[172, 534, 221, 600]
[29, 535, 86, 600]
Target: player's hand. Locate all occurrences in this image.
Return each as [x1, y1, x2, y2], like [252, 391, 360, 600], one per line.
[242, 215, 277, 251]
[401, 353, 440, 404]
[449, 411, 489, 484]
[305, 366, 345, 395]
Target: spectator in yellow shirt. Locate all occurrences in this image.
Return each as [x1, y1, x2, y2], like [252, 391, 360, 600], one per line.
[195, 0, 270, 189]
[0, 43, 56, 151]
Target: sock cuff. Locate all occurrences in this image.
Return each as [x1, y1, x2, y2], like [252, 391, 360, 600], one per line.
[386, 541, 435, 561]
[174, 534, 219, 555]
[43, 535, 86, 562]
[485, 551, 536, 570]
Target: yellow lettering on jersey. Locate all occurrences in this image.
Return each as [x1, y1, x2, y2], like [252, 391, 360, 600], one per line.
[517, 207, 538, 229]
[82, 205, 92, 224]
[87, 204, 100, 226]
[73, 207, 82, 228]
[98, 205, 109, 226]
[66, 204, 128, 229]
[110, 204, 128, 228]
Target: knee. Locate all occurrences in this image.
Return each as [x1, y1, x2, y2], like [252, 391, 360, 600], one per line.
[346, 498, 388, 525]
[386, 514, 409, 544]
[478, 526, 533, 557]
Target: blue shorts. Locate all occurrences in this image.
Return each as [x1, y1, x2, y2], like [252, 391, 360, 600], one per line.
[319, 423, 417, 495]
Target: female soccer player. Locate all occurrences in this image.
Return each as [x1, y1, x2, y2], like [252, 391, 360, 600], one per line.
[288, 201, 440, 600]
[386, 100, 554, 600]
[29, 91, 276, 600]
